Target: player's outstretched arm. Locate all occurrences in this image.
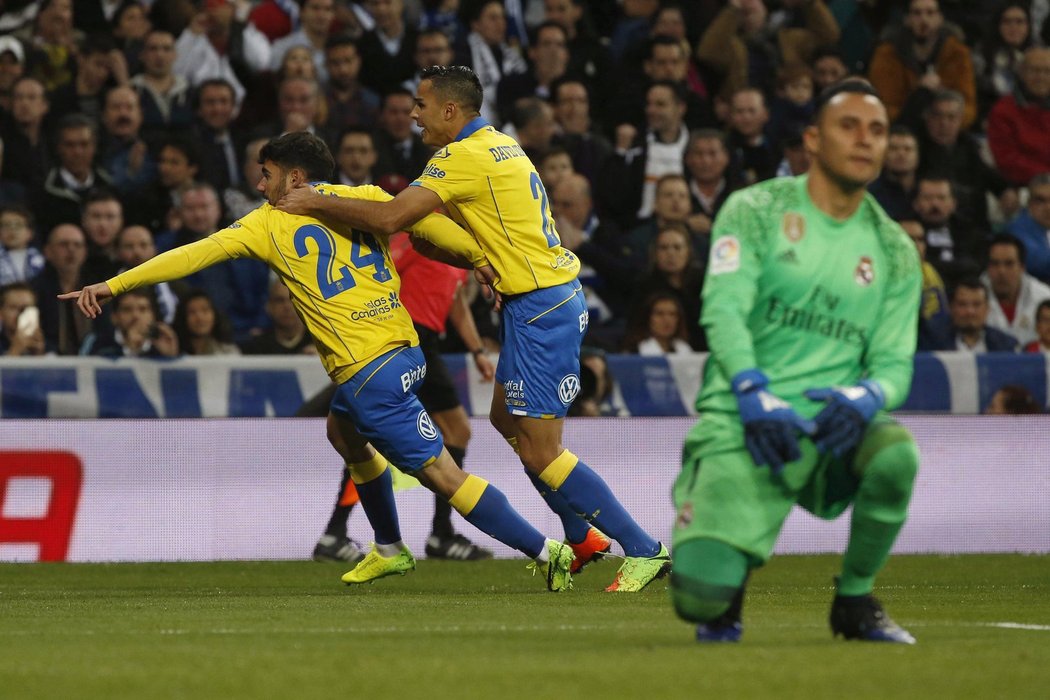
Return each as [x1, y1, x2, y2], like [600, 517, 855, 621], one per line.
[58, 237, 236, 318]
[409, 212, 487, 267]
[277, 182, 444, 236]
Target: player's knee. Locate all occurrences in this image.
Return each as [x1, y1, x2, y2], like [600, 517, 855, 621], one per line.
[669, 574, 733, 623]
[862, 438, 919, 503]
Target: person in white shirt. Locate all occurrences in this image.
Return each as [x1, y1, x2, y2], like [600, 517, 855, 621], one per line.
[981, 233, 1050, 345]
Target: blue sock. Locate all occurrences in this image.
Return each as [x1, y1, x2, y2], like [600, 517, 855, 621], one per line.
[453, 475, 546, 558]
[354, 467, 401, 545]
[525, 469, 591, 544]
[554, 458, 660, 557]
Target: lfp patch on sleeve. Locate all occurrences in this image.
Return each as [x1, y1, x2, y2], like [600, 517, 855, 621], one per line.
[709, 235, 741, 275]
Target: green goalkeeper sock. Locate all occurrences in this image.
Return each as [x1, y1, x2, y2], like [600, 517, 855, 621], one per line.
[839, 430, 919, 596]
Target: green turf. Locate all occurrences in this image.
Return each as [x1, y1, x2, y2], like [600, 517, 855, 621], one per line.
[1, 554, 1047, 699]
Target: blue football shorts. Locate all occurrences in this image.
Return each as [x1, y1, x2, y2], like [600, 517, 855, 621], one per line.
[496, 280, 587, 418]
[329, 345, 444, 471]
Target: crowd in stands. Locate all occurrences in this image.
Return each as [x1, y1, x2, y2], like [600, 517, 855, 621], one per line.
[1, 0, 1050, 369]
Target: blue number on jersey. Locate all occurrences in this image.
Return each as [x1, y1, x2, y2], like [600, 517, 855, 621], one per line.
[351, 230, 393, 283]
[294, 224, 355, 299]
[529, 172, 559, 248]
[293, 224, 393, 299]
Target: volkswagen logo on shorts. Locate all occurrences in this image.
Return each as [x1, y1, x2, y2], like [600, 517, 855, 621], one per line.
[417, 410, 439, 440]
[558, 374, 581, 404]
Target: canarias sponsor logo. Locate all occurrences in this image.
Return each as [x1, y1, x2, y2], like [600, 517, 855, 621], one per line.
[351, 292, 401, 320]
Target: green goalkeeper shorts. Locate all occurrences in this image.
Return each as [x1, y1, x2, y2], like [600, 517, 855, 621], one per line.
[672, 412, 905, 564]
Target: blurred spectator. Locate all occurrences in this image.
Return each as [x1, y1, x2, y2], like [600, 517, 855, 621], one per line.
[254, 77, 333, 146]
[0, 35, 26, 113]
[810, 45, 849, 93]
[621, 290, 693, 356]
[172, 288, 240, 356]
[497, 21, 570, 126]
[918, 278, 1019, 352]
[868, 125, 919, 220]
[775, 130, 810, 177]
[130, 135, 201, 233]
[615, 35, 718, 134]
[130, 29, 194, 146]
[551, 172, 630, 340]
[21, 0, 81, 93]
[0, 205, 44, 285]
[324, 36, 380, 133]
[625, 173, 700, 264]
[32, 223, 91, 355]
[278, 44, 320, 82]
[987, 47, 1050, 187]
[223, 137, 268, 221]
[867, 0, 976, 130]
[542, 0, 612, 100]
[1005, 173, 1050, 284]
[98, 85, 157, 195]
[402, 27, 454, 96]
[47, 33, 126, 123]
[549, 77, 611, 186]
[632, 223, 706, 351]
[372, 88, 432, 181]
[985, 384, 1042, 414]
[112, 1, 152, 75]
[768, 65, 814, 149]
[156, 182, 269, 341]
[239, 279, 315, 355]
[455, 0, 527, 125]
[509, 96, 555, 161]
[696, 0, 839, 101]
[333, 127, 378, 186]
[981, 234, 1050, 346]
[900, 218, 949, 327]
[918, 89, 1017, 230]
[0, 76, 52, 197]
[270, 0, 336, 83]
[1024, 299, 1050, 354]
[358, 0, 418, 96]
[174, 0, 271, 106]
[80, 188, 124, 282]
[607, 0, 659, 64]
[83, 287, 179, 358]
[598, 81, 688, 228]
[33, 114, 114, 235]
[972, 2, 1033, 123]
[683, 129, 739, 240]
[74, 0, 127, 35]
[536, 146, 573, 192]
[419, 0, 463, 45]
[194, 78, 244, 195]
[912, 175, 981, 285]
[727, 87, 777, 185]
[0, 282, 46, 356]
[115, 224, 179, 323]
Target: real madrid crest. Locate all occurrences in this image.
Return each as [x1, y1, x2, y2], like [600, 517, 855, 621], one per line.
[854, 255, 875, 287]
[781, 212, 806, 243]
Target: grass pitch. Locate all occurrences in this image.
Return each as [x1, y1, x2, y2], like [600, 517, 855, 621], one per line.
[1, 554, 1047, 700]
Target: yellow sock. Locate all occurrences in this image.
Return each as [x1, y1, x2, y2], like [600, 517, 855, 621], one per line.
[349, 452, 388, 484]
[537, 450, 578, 489]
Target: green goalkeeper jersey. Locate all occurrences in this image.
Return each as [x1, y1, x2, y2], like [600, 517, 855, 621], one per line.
[694, 175, 921, 451]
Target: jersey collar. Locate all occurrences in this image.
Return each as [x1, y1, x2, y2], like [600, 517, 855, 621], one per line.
[454, 117, 489, 142]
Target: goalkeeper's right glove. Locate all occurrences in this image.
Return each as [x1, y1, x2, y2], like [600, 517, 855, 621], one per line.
[731, 369, 816, 474]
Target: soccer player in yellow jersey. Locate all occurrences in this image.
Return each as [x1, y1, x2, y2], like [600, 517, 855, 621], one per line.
[59, 131, 575, 591]
[275, 66, 671, 592]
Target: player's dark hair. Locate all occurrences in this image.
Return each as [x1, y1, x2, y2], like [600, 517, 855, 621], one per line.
[949, 277, 987, 303]
[988, 232, 1027, 265]
[813, 78, 882, 122]
[420, 65, 484, 114]
[259, 131, 336, 181]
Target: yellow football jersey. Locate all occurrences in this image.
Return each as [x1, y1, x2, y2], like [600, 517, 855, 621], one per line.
[411, 118, 580, 296]
[108, 184, 474, 384]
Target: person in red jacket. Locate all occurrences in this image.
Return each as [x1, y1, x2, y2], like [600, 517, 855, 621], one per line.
[988, 47, 1050, 186]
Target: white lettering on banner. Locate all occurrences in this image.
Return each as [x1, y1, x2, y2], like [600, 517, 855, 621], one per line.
[0, 418, 1045, 562]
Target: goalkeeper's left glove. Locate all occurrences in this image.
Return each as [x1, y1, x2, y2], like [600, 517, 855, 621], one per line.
[803, 380, 885, 457]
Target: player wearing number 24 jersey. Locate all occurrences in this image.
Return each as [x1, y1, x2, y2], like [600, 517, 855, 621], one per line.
[60, 132, 578, 591]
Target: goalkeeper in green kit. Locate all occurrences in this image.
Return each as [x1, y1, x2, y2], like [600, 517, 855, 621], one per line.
[670, 80, 921, 644]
